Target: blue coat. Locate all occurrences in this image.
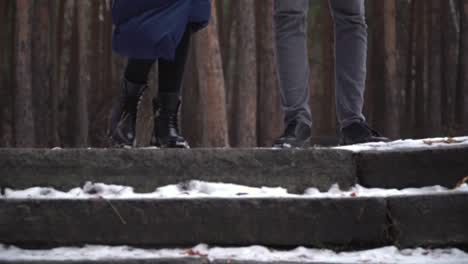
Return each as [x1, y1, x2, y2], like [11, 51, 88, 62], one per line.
[112, 0, 211, 60]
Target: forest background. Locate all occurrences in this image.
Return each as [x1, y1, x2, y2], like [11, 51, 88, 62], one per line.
[1, 0, 468, 148]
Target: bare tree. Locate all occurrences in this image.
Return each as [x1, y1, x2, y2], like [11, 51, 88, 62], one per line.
[441, 0, 460, 134]
[195, 0, 229, 147]
[32, 0, 52, 147]
[0, 0, 9, 145]
[14, 0, 35, 147]
[321, 1, 336, 137]
[181, 44, 203, 147]
[457, 0, 468, 134]
[403, 0, 417, 137]
[414, 0, 427, 137]
[382, 0, 399, 139]
[428, 0, 443, 135]
[48, 0, 63, 147]
[230, 0, 257, 147]
[255, 0, 282, 147]
[76, 0, 90, 146]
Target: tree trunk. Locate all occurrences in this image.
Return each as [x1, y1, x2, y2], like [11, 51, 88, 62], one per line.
[414, 0, 427, 137]
[457, 0, 468, 134]
[181, 43, 203, 147]
[403, 1, 417, 137]
[47, 0, 61, 147]
[428, 0, 443, 135]
[195, 0, 229, 147]
[32, 0, 51, 147]
[308, 4, 325, 142]
[231, 0, 257, 147]
[321, 1, 336, 137]
[76, 1, 90, 146]
[88, 0, 101, 146]
[101, 0, 114, 146]
[103, 2, 115, 145]
[52, 0, 66, 147]
[64, 0, 79, 147]
[255, 0, 282, 147]
[382, 0, 399, 139]
[0, 0, 9, 145]
[14, 0, 35, 147]
[215, 0, 224, 47]
[225, 0, 239, 145]
[441, 1, 460, 135]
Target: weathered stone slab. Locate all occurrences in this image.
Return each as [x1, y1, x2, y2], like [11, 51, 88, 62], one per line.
[0, 148, 356, 193]
[2, 146, 467, 193]
[356, 145, 468, 189]
[0, 198, 387, 249]
[388, 193, 468, 249]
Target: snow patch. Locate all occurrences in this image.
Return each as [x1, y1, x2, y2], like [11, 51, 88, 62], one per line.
[0, 244, 467, 263]
[334, 136, 468, 152]
[2, 181, 468, 200]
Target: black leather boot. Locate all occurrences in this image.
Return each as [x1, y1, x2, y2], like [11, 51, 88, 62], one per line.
[152, 93, 189, 148]
[110, 79, 146, 147]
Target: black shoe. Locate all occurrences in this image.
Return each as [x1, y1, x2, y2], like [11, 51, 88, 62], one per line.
[273, 120, 311, 148]
[110, 79, 146, 147]
[152, 93, 190, 149]
[340, 122, 390, 145]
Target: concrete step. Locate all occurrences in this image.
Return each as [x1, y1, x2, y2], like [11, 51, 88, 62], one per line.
[1, 193, 467, 249]
[1, 146, 467, 193]
[0, 148, 355, 193]
[356, 145, 468, 189]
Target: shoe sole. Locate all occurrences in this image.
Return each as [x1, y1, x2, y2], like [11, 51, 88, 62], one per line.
[273, 138, 311, 149]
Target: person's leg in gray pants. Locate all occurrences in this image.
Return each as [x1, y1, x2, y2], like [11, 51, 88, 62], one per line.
[329, 0, 367, 129]
[273, 0, 312, 147]
[274, 0, 312, 128]
[273, 0, 387, 146]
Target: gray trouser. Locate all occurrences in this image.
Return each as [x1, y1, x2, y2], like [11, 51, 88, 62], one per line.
[274, 0, 367, 130]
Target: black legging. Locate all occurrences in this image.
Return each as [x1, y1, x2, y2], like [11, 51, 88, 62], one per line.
[124, 26, 192, 94]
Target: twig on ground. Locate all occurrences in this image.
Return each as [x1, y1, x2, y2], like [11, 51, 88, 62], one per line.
[98, 195, 127, 225]
[423, 137, 463, 145]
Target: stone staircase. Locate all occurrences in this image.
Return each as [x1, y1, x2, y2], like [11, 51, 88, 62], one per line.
[0, 145, 467, 263]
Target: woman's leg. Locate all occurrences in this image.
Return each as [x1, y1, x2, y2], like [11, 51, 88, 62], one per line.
[110, 59, 155, 146]
[158, 27, 192, 94]
[125, 59, 156, 84]
[154, 27, 193, 148]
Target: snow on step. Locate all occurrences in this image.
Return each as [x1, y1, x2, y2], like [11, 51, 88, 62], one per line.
[1, 244, 467, 264]
[2, 181, 468, 200]
[335, 136, 468, 152]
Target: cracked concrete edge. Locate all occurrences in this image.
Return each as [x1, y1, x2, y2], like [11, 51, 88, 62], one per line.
[0, 197, 389, 249]
[0, 148, 356, 193]
[1, 194, 468, 249]
[386, 192, 468, 250]
[354, 145, 468, 189]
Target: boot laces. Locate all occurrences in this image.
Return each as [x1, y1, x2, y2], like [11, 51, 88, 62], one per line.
[362, 123, 381, 137]
[168, 114, 180, 132]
